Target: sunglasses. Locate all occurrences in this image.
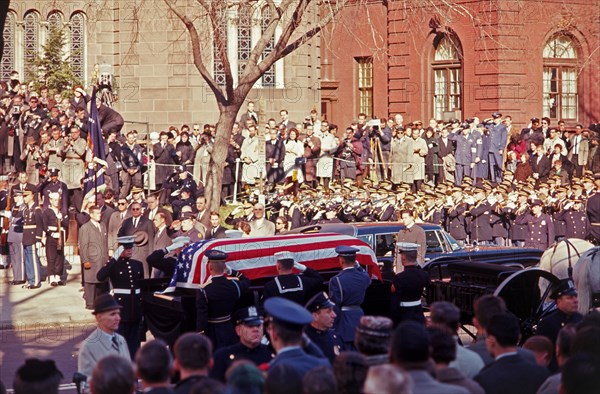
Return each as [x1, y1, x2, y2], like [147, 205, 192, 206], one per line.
[131, 208, 141, 211]
[118, 202, 127, 205]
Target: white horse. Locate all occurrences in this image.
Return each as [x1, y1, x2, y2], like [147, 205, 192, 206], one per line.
[539, 239, 595, 280]
[573, 246, 600, 314]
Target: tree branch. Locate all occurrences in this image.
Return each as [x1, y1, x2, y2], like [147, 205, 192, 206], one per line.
[163, 0, 225, 103]
[208, 2, 235, 102]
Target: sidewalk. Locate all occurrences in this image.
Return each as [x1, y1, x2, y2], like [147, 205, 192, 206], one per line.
[0, 246, 95, 330]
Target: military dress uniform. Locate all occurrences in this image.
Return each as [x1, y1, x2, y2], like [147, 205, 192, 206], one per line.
[469, 200, 493, 243]
[42, 206, 69, 285]
[328, 246, 371, 347]
[21, 200, 43, 288]
[390, 264, 430, 325]
[196, 251, 250, 350]
[262, 268, 323, 305]
[304, 292, 344, 363]
[96, 237, 145, 360]
[446, 203, 468, 242]
[7, 200, 24, 284]
[554, 207, 589, 239]
[586, 193, 600, 244]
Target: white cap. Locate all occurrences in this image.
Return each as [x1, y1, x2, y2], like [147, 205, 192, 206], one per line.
[274, 251, 296, 264]
[396, 242, 420, 252]
[48, 192, 61, 200]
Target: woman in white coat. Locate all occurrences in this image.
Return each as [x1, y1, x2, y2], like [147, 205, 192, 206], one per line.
[283, 128, 304, 183]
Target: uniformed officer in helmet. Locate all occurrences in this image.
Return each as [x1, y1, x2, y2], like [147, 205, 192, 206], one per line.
[210, 306, 274, 382]
[390, 242, 429, 326]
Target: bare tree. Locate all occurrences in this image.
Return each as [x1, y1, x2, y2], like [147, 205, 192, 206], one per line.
[164, 0, 349, 214]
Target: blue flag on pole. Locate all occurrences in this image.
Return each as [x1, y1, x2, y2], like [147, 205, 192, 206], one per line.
[82, 88, 107, 202]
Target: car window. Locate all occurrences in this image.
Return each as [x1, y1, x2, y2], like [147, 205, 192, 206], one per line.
[425, 230, 443, 253]
[358, 234, 373, 250]
[444, 232, 462, 251]
[375, 233, 397, 257]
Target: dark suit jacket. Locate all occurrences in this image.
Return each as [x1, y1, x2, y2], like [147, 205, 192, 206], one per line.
[269, 347, 330, 378]
[474, 353, 549, 394]
[204, 225, 227, 240]
[530, 154, 551, 181]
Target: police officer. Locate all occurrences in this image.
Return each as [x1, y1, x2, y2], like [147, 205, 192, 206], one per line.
[515, 199, 555, 249]
[42, 192, 68, 286]
[390, 242, 429, 326]
[96, 235, 145, 359]
[37, 168, 69, 212]
[536, 278, 583, 372]
[554, 198, 589, 239]
[328, 246, 371, 349]
[469, 186, 494, 244]
[196, 250, 250, 350]
[21, 189, 43, 289]
[262, 251, 323, 305]
[304, 291, 344, 363]
[210, 306, 274, 382]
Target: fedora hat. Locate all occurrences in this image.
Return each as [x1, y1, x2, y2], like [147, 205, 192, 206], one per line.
[92, 294, 122, 315]
[133, 231, 149, 246]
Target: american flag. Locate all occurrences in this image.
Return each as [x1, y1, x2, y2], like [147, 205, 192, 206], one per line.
[162, 233, 382, 293]
[82, 87, 106, 202]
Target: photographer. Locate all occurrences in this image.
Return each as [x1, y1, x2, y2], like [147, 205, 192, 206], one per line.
[8, 94, 26, 172]
[336, 127, 362, 181]
[119, 130, 143, 199]
[369, 118, 391, 180]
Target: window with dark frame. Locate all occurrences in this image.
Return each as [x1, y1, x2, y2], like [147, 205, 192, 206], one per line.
[432, 35, 462, 120]
[543, 35, 578, 120]
[356, 57, 373, 117]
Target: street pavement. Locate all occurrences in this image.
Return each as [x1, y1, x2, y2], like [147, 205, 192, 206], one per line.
[0, 246, 95, 392]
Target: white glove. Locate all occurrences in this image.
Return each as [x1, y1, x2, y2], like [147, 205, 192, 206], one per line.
[294, 262, 307, 272]
[281, 200, 291, 208]
[113, 245, 124, 261]
[230, 206, 243, 216]
[224, 263, 232, 275]
[36, 241, 43, 250]
[2, 211, 11, 220]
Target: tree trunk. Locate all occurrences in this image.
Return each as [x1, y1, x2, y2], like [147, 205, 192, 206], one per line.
[204, 105, 241, 220]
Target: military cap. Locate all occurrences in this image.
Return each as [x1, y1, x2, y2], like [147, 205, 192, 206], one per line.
[264, 297, 312, 328]
[116, 235, 136, 247]
[92, 294, 122, 315]
[550, 279, 577, 300]
[22, 189, 33, 197]
[556, 187, 568, 194]
[274, 251, 296, 264]
[180, 211, 196, 220]
[474, 185, 486, 194]
[335, 245, 359, 257]
[530, 199, 543, 206]
[234, 306, 263, 326]
[396, 242, 420, 252]
[48, 167, 60, 176]
[582, 177, 594, 184]
[131, 186, 143, 194]
[16, 358, 63, 383]
[404, 195, 416, 201]
[462, 176, 473, 185]
[460, 122, 470, 130]
[570, 197, 583, 204]
[205, 249, 228, 261]
[572, 183, 583, 190]
[305, 291, 335, 313]
[538, 182, 549, 189]
[356, 315, 393, 338]
[451, 187, 463, 194]
[492, 112, 503, 119]
[547, 179, 556, 185]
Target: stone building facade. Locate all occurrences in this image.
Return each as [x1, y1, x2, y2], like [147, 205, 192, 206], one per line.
[321, 0, 600, 128]
[2, 1, 322, 131]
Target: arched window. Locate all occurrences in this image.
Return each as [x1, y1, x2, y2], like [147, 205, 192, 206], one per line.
[24, 11, 40, 81]
[237, 4, 251, 77]
[1, 12, 15, 81]
[213, 9, 227, 86]
[432, 35, 462, 120]
[543, 34, 578, 120]
[261, 5, 275, 87]
[48, 11, 63, 31]
[70, 13, 86, 83]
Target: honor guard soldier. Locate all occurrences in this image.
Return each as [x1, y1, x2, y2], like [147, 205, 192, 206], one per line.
[328, 246, 371, 349]
[42, 192, 68, 286]
[262, 251, 323, 305]
[210, 306, 275, 382]
[304, 292, 344, 363]
[97, 235, 145, 359]
[37, 168, 68, 212]
[7, 190, 25, 285]
[391, 242, 430, 326]
[21, 189, 43, 289]
[515, 199, 555, 249]
[264, 297, 331, 378]
[196, 250, 250, 350]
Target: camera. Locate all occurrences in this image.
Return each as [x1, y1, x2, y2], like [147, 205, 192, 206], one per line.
[12, 105, 21, 115]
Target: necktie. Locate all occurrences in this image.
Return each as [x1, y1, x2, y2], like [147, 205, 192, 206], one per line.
[133, 218, 138, 228]
[111, 335, 119, 352]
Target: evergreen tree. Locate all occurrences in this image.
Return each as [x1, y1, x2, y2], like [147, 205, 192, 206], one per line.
[31, 27, 82, 96]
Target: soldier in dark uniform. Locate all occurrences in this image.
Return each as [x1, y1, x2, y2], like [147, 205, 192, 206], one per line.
[146, 236, 190, 279]
[390, 242, 430, 326]
[586, 175, 600, 244]
[446, 187, 468, 245]
[536, 278, 583, 371]
[174, 211, 203, 243]
[37, 168, 69, 212]
[469, 186, 493, 244]
[163, 165, 200, 203]
[210, 306, 274, 382]
[7, 190, 25, 285]
[171, 187, 195, 220]
[304, 292, 344, 363]
[21, 190, 43, 289]
[196, 250, 250, 350]
[328, 246, 371, 349]
[42, 192, 68, 286]
[515, 199, 555, 249]
[554, 198, 589, 239]
[507, 192, 530, 246]
[262, 251, 323, 305]
[97, 235, 145, 359]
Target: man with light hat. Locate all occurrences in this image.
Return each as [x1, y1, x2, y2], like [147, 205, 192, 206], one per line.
[390, 242, 429, 325]
[211, 305, 274, 382]
[78, 294, 131, 378]
[196, 249, 250, 350]
[262, 250, 323, 305]
[304, 291, 344, 363]
[97, 235, 145, 359]
[329, 245, 371, 349]
[264, 297, 331, 377]
[42, 191, 69, 286]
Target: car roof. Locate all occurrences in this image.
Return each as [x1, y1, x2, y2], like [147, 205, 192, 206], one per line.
[291, 222, 442, 237]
